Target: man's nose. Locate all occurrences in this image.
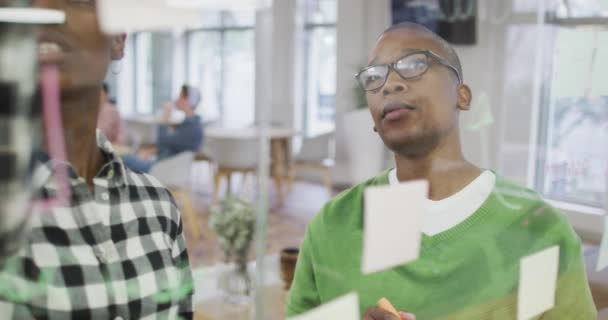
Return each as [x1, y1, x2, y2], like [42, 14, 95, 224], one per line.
[382, 68, 407, 96]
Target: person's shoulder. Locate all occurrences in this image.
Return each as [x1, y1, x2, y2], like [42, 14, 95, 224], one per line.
[308, 171, 390, 233]
[491, 174, 550, 217]
[493, 174, 542, 202]
[121, 168, 182, 217]
[492, 174, 581, 253]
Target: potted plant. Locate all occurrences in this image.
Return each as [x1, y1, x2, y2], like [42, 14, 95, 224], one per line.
[209, 196, 256, 303]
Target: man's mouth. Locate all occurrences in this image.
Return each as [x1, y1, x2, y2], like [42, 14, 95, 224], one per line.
[39, 41, 63, 55]
[38, 29, 73, 65]
[382, 102, 416, 120]
[38, 41, 64, 64]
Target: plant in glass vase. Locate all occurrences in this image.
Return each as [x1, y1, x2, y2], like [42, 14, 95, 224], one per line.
[209, 196, 256, 304]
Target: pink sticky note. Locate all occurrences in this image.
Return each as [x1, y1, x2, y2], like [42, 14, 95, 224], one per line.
[38, 64, 70, 208]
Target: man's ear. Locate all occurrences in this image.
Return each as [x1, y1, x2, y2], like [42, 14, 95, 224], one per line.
[457, 84, 472, 111]
[110, 34, 126, 60]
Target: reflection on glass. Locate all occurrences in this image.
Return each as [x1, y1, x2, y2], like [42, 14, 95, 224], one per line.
[539, 28, 608, 207]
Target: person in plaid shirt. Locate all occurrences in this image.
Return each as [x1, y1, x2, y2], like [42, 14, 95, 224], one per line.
[0, 0, 194, 319]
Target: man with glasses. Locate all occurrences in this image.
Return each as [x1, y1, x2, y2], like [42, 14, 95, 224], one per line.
[287, 22, 596, 319]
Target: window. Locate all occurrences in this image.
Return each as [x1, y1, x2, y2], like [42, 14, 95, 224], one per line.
[134, 33, 153, 114]
[536, 27, 608, 208]
[186, 11, 255, 128]
[302, 0, 337, 136]
[133, 32, 174, 115]
[187, 32, 222, 121]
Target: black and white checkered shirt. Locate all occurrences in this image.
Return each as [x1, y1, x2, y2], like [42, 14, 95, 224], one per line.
[0, 132, 193, 319]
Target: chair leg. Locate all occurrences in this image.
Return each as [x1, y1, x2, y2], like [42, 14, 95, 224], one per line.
[209, 162, 217, 189]
[213, 170, 223, 204]
[322, 167, 333, 195]
[287, 165, 296, 192]
[274, 172, 284, 206]
[226, 172, 232, 196]
[172, 189, 200, 241]
[240, 171, 248, 196]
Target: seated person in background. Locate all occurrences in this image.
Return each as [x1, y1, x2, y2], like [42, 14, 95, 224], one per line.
[97, 82, 127, 144]
[0, 0, 193, 318]
[122, 84, 203, 173]
[286, 22, 596, 320]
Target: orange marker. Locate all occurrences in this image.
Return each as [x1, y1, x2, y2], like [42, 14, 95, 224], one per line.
[377, 297, 400, 318]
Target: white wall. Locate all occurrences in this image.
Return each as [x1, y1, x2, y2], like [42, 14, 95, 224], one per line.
[332, 0, 392, 185]
[255, 0, 300, 129]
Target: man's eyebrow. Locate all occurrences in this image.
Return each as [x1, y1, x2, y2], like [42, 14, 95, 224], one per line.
[367, 48, 420, 67]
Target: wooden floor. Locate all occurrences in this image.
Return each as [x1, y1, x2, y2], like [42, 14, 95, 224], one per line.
[180, 162, 334, 268]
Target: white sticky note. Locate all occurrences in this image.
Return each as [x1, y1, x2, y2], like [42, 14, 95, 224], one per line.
[362, 180, 428, 274]
[596, 217, 608, 272]
[97, 0, 201, 33]
[165, 0, 271, 10]
[287, 292, 360, 320]
[0, 8, 65, 24]
[517, 245, 560, 320]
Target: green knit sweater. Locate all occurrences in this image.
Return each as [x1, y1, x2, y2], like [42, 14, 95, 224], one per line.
[286, 171, 597, 319]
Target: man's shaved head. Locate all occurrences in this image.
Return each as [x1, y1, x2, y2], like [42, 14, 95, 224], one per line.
[379, 22, 463, 81]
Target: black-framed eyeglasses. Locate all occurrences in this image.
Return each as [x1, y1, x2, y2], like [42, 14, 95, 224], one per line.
[355, 50, 462, 91]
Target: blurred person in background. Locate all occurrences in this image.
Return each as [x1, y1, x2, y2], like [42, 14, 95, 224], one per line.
[122, 84, 203, 173]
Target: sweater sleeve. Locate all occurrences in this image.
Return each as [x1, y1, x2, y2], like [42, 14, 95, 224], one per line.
[286, 225, 322, 317]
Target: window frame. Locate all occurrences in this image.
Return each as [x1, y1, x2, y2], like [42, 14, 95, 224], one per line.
[533, 24, 607, 210]
[491, 2, 606, 241]
[185, 11, 255, 126]
[301, 0, 337, 137]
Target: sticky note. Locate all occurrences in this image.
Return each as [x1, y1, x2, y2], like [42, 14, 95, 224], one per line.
[596, 217, 608, 272]
[0, 8, 65, 24]
[97, 0, 201, 33]
[362, 180, 428, 274]
[165, 0, 271, 10]
[287, 292, 360, 320]
[517, 245, 560, 320]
